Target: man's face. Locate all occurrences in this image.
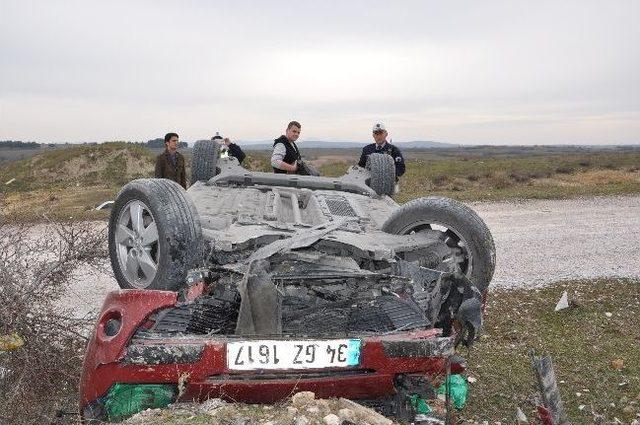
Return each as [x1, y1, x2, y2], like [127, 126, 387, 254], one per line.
[373, 130, 387, 145]
[286, 125, 301, 142]
[166, 136, 179, 152]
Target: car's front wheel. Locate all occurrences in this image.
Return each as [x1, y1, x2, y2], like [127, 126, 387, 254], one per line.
[108, 178, 203, 291]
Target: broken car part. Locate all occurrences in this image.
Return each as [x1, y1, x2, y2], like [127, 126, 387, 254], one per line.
[83, 157, 495, 422]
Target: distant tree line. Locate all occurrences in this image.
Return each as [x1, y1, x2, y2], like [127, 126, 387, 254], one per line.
[0, 140, 41, 149]
[0, 139, 189, 149]
[144, 138, 188, 148]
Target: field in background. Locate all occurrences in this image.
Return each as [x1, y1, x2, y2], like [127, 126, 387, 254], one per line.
[317, 149, 640, 203]
[1, 143, 639, 221]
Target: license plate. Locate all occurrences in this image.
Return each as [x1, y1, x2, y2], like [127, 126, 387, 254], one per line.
[226, 339, 361, 371]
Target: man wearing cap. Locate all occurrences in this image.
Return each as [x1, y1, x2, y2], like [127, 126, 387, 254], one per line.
[271, 121, 303, 174]
[212, 132, 246, 164]
[155, 132, 187, 189]
[357, 122, 405, 178]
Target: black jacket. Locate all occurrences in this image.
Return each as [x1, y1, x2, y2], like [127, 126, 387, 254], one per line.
[227, 143, 246, 164]
[358, 142, 405, 177]
[272, 135, 302, 174]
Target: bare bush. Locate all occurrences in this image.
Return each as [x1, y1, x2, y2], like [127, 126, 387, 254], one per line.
[0, 220, 107, 424]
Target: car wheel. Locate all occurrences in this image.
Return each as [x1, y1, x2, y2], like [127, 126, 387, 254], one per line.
[191, 139, 220, 183]
[108, 178, 203, 291]
[366, 153, 395, 196]
[382, 196, 495, 293]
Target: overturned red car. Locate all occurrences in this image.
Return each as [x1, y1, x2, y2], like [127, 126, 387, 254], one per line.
[80, 149, 495, 422]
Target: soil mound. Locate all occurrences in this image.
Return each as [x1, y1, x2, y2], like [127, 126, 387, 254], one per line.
[0, 142, 155, 192]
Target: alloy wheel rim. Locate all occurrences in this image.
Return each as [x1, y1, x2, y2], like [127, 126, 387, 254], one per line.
[115, 200, 160, 288]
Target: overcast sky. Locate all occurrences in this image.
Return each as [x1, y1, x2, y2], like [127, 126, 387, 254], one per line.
[1, 0, 639, 145]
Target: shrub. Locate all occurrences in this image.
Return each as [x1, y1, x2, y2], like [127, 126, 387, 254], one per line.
[432, 175, 449, 186]
[0, 220, 107, 424]
[555, 166, 574, 174]
[508, 172, 531, 183]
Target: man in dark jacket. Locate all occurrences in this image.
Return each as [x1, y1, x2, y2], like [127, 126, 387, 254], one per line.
[358, 122, 405, 178]
[155, 132, 187, 189]
[271, 121, 302, 174]
[212, 132, 246, 164]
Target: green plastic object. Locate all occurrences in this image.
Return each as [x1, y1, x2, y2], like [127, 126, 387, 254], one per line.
[104, 383, 177, 422]
[437, 374, 469, 409]
[410, 394, 433, 414]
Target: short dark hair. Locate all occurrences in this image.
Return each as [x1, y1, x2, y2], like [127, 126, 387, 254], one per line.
[287, 121, 301, 130]
[164, 132, 179, 143]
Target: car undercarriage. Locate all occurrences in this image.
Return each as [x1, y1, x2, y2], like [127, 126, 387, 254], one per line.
[80, 151, 495, 423]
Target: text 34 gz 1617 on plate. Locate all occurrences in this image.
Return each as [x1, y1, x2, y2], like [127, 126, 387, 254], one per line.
[227, 339, 361, 371]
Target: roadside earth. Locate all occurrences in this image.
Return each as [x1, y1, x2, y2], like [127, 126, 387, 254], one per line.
[61, 194, 640, 318]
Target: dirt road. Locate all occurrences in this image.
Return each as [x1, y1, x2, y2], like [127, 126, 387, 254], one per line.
[64, 195, 640, 317]
[472, 195, 640, 287]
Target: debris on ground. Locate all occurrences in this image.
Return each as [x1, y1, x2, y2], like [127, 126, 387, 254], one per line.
[530, 350, 569, 425]
[338, 398, 393, 425]
[0, 333, 24, 352]
[437, 374, 469, 410]
[611, 358, 624, 371]
[516, 406, 528, 423]
[554, 290, 569, 311]
[122, 392, 427, 424]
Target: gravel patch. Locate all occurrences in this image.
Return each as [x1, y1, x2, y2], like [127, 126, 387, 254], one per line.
[470, 195, 640, 289]
[55, 195, 640, 316]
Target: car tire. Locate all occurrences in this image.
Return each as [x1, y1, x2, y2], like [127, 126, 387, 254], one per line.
[108, 178, 203, 291]
[382, 196, 495, 292]
[191, 139, 220, 183]
[366, 153, 396, 196]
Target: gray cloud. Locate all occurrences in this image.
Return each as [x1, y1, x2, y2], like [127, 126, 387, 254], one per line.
[1, 0, 639, 144]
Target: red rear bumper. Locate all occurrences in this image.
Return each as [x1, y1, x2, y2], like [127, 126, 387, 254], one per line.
[80, 290, 455, 410]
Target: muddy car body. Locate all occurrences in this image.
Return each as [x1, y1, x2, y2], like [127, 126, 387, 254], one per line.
[80, 142, 495, 422]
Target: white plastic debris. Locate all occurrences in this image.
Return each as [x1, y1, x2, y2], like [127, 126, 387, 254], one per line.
[605, 312, 613, 318]
[516, 407, 528, 423]
[95, 200, 115, 211]
[467, 376, 477, 384]
[554, 290, 569, 311]
[578, 404, 586, 411]
[5, 178, 15, 185]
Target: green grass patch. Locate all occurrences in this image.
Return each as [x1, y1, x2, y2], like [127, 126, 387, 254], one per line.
[463, 278, 640, 423]
[318, 152, 640, 203]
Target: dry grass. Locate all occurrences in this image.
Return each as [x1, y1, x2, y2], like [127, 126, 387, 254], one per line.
[0, 144, 277, 222]
[1, 186, 114, 222]
[3, 146, 640, 222]
[312, 152, 640, 204]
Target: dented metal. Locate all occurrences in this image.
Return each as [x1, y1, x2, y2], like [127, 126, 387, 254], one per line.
[82, 159, 494, 423]
[123, 344, 205, 365]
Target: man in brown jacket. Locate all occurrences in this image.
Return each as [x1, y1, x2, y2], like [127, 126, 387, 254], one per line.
[155, 132, 187, 189]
